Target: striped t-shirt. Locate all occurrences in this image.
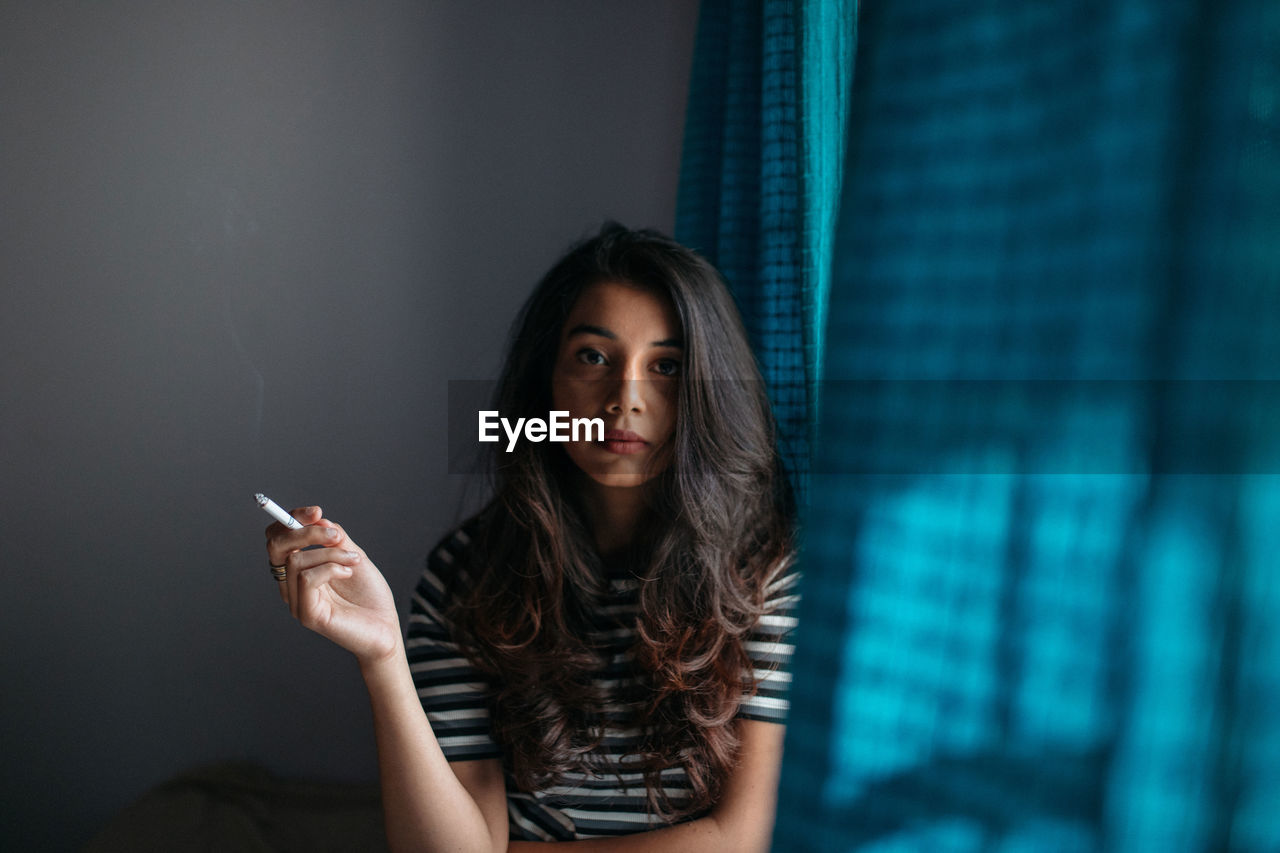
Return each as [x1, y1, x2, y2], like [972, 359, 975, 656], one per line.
[405, 522, 801, 841]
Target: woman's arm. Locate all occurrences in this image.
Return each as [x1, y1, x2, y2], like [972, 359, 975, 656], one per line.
[362, 646, 510, 853]
[266, 507, 509, 853]
[506, 719, 785, 853]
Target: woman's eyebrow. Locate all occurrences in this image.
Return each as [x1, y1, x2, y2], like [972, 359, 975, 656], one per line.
[565, 324, 683, 349]
[566, 323, 616, 340]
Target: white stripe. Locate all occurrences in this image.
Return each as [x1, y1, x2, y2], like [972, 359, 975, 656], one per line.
[408, 592, 445, 624]
[425, 707, 490, 722]
[590, 678, 629, 689]
[562, 808, 664, 826]
[404, 633, 457, 650]
[557, 768, 685, 782]
[540, 782, 690, 797]
[434, 547, 454, 565]
[740, 694, 789, 711]
[510, 793, 576, 837]
[416, 683, 490, 700]
[410, 657, 472, 673]
[764, 595, 801, 615]
[508, 809, 555, 842]
[745, 640, 795, 657]
[766, 571, 802, 593]
[436, 734, 494, 747]
[419, 567, 446, 594]
[750, 668, 793, 683]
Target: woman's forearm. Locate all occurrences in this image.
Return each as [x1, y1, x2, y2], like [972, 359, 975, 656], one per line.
[361, 640, 503, 853]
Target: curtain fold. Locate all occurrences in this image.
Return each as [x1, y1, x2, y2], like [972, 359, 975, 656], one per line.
[676, 0, 855, 497]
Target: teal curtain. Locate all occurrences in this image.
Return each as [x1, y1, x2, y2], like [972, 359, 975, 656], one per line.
[675, 0, 855, 496]
[770, 1, 1280, 851]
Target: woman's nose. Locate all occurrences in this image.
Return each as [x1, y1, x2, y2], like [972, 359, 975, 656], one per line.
[606, 364, 647, 413]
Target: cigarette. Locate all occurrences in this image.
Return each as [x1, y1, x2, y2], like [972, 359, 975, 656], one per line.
[255, 493, 305, 529]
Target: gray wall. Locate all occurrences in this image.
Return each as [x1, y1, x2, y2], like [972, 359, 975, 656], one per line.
[0, 2, 699, 848]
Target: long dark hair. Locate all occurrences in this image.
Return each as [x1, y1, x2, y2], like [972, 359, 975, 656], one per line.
[447, 223, 795, 819]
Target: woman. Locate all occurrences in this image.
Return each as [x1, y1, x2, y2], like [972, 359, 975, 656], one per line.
[265, 224, 799, 852]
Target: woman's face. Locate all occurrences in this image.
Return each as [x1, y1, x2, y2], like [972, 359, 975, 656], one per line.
[550, 280, 682, 489]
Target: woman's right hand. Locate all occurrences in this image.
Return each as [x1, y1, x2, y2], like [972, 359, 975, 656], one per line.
[264, 506, 402, 666]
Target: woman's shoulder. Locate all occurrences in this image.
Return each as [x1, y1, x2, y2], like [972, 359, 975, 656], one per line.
[424, 510, 493, 584]
[412, 513, 489, 624]
[426, 513, 485, 570]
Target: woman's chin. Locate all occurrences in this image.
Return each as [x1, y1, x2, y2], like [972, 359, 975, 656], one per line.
[582, 470, 656, 489]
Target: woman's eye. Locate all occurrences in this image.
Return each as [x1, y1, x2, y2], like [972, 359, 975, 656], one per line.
[577, 348, 607, 366]
[654, 359, 682, 377]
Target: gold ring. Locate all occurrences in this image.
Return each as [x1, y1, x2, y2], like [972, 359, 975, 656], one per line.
[270, 564, 287, 582]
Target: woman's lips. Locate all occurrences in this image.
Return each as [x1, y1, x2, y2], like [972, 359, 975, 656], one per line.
[600, 429, 648, 455]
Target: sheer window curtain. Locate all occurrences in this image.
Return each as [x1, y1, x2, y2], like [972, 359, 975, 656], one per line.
[678, 0, 1280, 850]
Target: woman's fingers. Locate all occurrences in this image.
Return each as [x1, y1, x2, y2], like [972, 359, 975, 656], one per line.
[294, 560, 357, 630]
[268, 523, 330, 606]
[312, 518, 357, 553]
[266, 513, 320, 604]
[261, 504, 322, 540]
[262, 509, 366, 619]
[284, 546, 361, 619]
[264, 507, 331, 565]
[267, 522, 341, 602]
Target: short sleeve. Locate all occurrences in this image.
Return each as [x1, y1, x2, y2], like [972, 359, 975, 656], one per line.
[736, 565, 802, 723]
[405, 526, 504, 761]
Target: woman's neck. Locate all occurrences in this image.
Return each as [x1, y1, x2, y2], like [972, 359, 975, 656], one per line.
[577, 477, 650, 557]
